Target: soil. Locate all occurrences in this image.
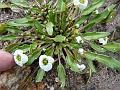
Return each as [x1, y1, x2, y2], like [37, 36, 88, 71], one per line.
[0, 0, 120, 90]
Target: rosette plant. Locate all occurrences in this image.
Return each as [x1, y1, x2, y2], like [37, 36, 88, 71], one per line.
[0, 0, 120, 88]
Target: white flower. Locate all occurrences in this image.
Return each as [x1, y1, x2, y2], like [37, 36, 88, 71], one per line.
[39, 55, 54, 72]
[73, 0, 80, 6]
[73, 0, 88, 10]
[76, 36, 84, 43]
[13, 50, 28, 67]
[78, 48, 84, 54]
[95, 10, 99, 14]
[77, 64, 86, 71]
[42, 48, 46, 51]
[98, 37, 108, 45]
[75, 24, 80, 28]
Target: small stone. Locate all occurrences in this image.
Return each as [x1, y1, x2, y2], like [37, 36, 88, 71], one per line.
[55, 77, 59, 83]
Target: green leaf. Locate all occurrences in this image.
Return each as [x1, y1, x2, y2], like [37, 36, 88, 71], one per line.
[105, 9, 116, 23]
[90, 42, 106, 52]
[35, 69, 45, 82]
[17, 44, 30, 53]
[5, 43, 21, 52]
[54, 35, 66, 43]
[57, 0, 66, 12]
[60, 0, 66, 12]
[86, 59, 96, 73]
[0, 35, 17, 41]
[0, 3, 10, 9]
[84, 52, 120, 69]
[0, 23, 6, 34]
[61, 12, 67, 31]
[26, 49, 41, 65]
[46, 22, 54, 36]
[48, 10, 56, 24]
[29, 42, 38, 54]
[82, 0, 105, 15]
[45, 46, 54, 56]
[83, 32, 110, 40]
[34, 20, 44, 33]
[57, 64, 66, 88]
[84, 5, 116, 31]
[69, 43, 80, 49]
[10, 0, 29, 7]
[103, 43, 120, 52]
[65, 49, 79, 72]
[6, 27, 22, 34]
[75, 15, 89, 25]
[7, 18, 32, 27]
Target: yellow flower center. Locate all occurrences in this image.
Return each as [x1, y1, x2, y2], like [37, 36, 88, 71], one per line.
[42, 58, 48, 65]
[16, 54, 21, 61]
[80, 0, 84, 3]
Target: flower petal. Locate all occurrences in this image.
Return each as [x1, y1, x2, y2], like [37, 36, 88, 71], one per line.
[79, 0, 88, 10]
[21, 54, 28, 64]
[14, 55, 23, 67]
[78, 48, 84, 54]
[77, 64, 86, 71]
[99, 37, 108, 45]
[39, 55, 48, 62]
[14, 50, 23, 56]
[76, 36, 82, 43]
[39, 55, 54, 72]
[73, 0, 80, 5]
[47, 56, 54, 63]
[41, 63, 53, 72]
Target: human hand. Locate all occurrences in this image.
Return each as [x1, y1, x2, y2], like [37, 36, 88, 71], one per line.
[0, 50, 15, 72]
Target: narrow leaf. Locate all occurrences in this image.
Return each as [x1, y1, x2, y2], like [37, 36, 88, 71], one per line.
[65, 49, 79, 72]
[5, 43, 21, 52]
[35, 69, 45, 82]
[84, 5, 116, 31]
[54, 35, 66, 42]
[90, 42, 106, 52]
[0, 23, 6, 34]
[82, 0, 105, 15]
[0, 3, 10, 8]
[83, 32, 110, 40]
[0, 35, 17, 41]
[46, 22, 54, 35]
[103, 43, 120, 52]
[84, 52, 120, 69]
[26, 49, 41, 65]
[57, 64, 66, 88]
[86, 59, 96, 73]
[10, 0, 29, 7]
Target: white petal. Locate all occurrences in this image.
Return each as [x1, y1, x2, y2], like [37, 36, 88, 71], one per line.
[39, 55, 54, 72]
[47, 56, 54, 63]
[41, 63, 53, 72]
[99, 37, 108, 45]
[73, 0, 80, 6]
[76, 36, 82, 43]
[42, 48, 46, 51]
[78, 48, 84, 54]
[14, 50, 23, 56]
[77, 64, 86, 71]
[39, 55, 48, 62]
[95, 10, 99, 14]
[14, 55, 23, 67]
[21, 54, 28, 64]
[79, 0, 88, 10]
[39, 55, 47, 65]
[75, 24, 80, 28]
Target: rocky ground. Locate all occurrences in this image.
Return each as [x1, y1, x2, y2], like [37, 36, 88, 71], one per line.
[0, 0, 120, 90]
